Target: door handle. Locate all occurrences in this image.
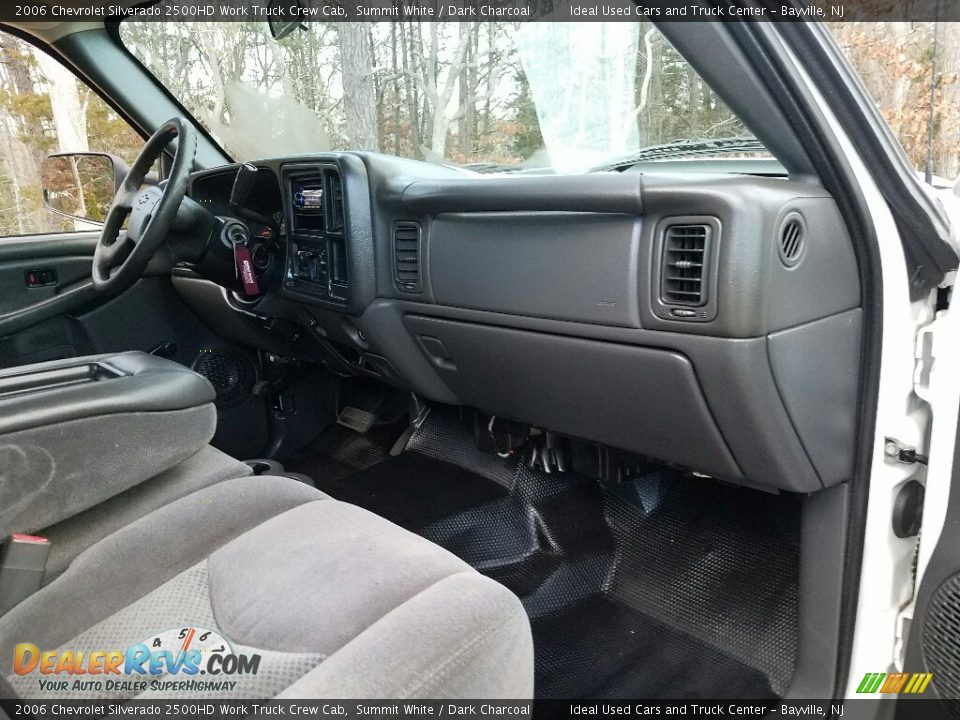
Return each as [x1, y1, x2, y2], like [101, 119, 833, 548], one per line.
[24, 269, 57, 288]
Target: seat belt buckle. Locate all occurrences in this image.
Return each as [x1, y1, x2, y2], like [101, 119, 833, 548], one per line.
[0, 534, 51, 615]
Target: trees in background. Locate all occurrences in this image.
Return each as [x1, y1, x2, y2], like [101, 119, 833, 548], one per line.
[338, 23, 379, 151]
[0, 34, 53, 235]
[831, 22, 960, 180]
[117, 20, 747, 167]
[0, 33, 142, 235]
[2, 22, 960, 236]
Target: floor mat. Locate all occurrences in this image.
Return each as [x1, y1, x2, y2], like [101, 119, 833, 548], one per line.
[285, 421, 404, 483]
[533, 596, 775, 700]
[295, 407, 799, 700]
[315, 452, 509, 531]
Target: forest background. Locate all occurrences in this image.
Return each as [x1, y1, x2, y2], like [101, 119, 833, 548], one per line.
[1, 21, 956, 234]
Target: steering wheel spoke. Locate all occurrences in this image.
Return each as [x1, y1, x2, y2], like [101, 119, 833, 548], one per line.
[115, 182, 136, 211]
[100, 203, 129, 245]
[91, 117, 196, 293]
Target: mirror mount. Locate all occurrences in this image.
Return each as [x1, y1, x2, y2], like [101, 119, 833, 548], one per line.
[267, 0, 309, 40]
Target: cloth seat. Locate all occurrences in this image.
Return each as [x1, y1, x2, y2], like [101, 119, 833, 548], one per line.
[0, 475, 533, 700]
[38, 445, 254, 585]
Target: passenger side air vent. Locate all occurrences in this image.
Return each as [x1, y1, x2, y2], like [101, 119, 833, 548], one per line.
[394, 221, 422, 293]
[660, 224, 710, 306]
[778, 213, 805, 267]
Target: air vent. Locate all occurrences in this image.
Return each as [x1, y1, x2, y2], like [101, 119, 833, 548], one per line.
[778, 213, 805, 267]
[394, 221, 422, 293]
[325, 169, 344, 232]
[660, 224, 710, 306]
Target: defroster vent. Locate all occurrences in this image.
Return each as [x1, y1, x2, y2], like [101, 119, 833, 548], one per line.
[394, 221, 422, 293]
[660, 224, 710, 306]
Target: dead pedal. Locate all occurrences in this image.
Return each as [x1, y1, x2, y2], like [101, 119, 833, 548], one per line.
[337, 406, 377, 434]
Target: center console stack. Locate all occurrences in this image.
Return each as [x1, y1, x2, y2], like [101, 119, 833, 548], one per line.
[283, 163, 350, 305]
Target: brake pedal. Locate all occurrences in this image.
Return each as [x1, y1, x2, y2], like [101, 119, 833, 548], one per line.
[337, 406, 377, 434]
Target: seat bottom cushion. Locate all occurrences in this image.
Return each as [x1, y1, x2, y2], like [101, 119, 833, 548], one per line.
[0, 475, 533, 700]
[39, 445, 254, 584]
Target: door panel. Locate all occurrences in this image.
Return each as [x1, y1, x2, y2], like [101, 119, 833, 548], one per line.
[0, 232, 101, 343]
[0, 257, 93, 315]
[0, 231, 271, 458]
[0, 315, 87, 368]
[0, 232, 96, 364]
[0, 230, 234, 370]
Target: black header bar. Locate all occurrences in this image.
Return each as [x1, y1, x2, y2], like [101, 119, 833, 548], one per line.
[1, 0, 957, 23]
[0, 699, 954, 718]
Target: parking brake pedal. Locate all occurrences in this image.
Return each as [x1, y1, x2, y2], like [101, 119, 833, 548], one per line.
[337, 406, 377, 434]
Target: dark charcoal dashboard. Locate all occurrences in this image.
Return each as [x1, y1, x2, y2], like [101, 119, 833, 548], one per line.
[176, 152, 862, 495]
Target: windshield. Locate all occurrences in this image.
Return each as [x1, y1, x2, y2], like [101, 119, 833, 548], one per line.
[120, 20, 766, 173]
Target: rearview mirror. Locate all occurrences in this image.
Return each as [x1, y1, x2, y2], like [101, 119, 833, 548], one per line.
[41, 153, 127, 226]
[267, 0, 309, 40]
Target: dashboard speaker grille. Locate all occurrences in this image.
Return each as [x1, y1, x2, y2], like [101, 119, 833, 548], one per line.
[660, 224, 709, 306]
[394, 221, 422, 293]
[192, 349, 255, 407]
[778, 214, 805, 267]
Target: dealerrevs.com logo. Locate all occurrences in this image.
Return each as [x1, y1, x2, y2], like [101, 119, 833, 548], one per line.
[13, 626, 260, 694]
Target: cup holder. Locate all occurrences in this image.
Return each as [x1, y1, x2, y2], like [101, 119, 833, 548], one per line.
[244, 459, 284, 476]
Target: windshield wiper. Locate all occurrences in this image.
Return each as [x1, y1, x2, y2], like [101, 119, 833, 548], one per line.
[589, 136, 768, 172]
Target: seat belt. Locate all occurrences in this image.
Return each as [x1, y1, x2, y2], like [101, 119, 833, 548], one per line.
[0, 534, 50, 615]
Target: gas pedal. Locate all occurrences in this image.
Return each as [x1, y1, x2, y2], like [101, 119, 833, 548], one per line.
[337, 406, 377, 434]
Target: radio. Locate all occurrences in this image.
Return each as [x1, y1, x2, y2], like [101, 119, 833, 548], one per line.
[294, 185, 324, 210]
[284, 164, 349, 305]
[292, 241, 328, 284]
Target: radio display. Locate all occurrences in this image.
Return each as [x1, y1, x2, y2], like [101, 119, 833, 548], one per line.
[294, 185, 324, 209]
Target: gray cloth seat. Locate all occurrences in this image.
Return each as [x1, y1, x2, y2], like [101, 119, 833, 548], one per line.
[0, 475, 533, 700]
[39, 445, 254, 584]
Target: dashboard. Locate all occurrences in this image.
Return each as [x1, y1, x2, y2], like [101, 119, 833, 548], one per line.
[177, 152, 862, 495]
[190, 165, 284, 275]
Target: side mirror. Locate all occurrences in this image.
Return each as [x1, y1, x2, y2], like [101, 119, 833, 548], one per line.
[267, 0, 308, 40]
[41, 152, 128, 226]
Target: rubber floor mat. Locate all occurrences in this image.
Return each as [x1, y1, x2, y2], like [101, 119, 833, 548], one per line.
[293, 408, 800, 700]
[603, 478, 800, 693]
[532, 596, 776, 701]
[317, 452, 509, 531]
[285, 421, 404, 483]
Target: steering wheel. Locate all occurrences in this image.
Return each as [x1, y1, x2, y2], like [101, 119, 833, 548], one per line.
[92, 117, 197, 292]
